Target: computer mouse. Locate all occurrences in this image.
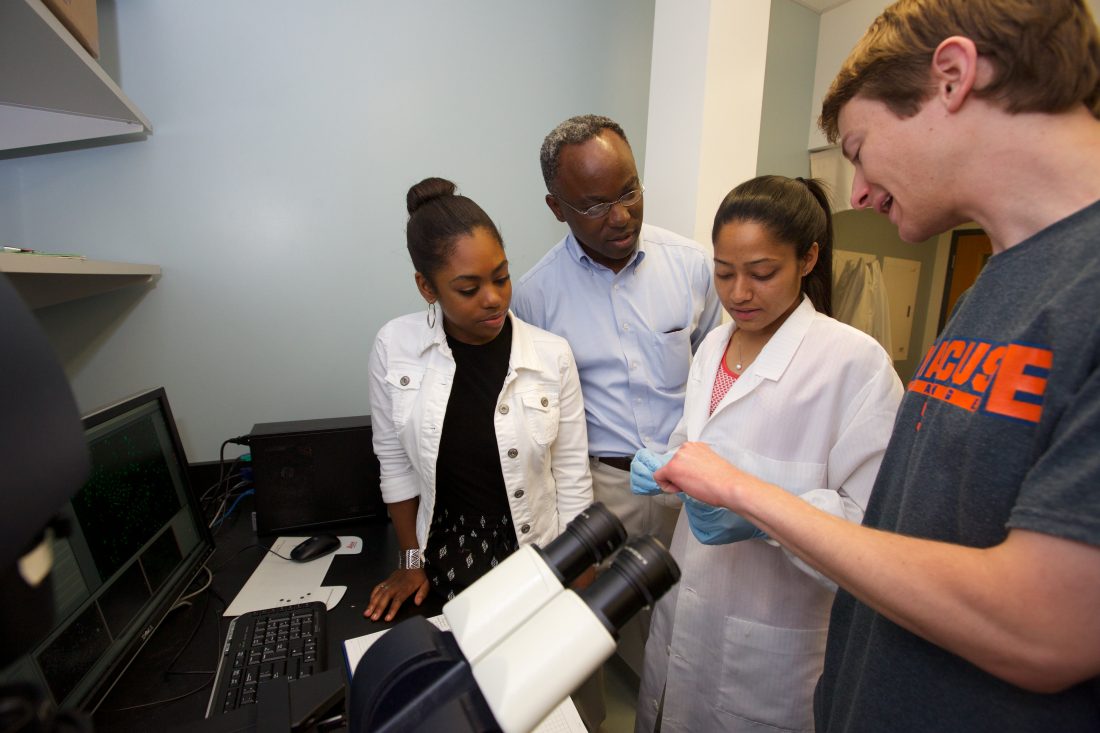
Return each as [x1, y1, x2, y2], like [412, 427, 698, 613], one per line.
[290, 533, 341, 562]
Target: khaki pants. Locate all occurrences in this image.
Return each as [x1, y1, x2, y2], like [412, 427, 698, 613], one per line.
[589, 459, 680, 676]
[572, 459, 680, 731]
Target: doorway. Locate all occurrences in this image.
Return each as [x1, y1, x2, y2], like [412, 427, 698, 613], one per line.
[937, 229, 992, 332]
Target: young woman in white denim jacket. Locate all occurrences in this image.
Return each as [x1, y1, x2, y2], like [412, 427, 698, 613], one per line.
[634, 176, 903, 733]
[364, 177, 593, 623]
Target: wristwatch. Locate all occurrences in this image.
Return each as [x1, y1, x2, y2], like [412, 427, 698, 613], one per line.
[398, 548, 422, 570]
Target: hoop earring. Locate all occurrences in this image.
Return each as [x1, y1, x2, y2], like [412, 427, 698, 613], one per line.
[426, 301, 437, 328]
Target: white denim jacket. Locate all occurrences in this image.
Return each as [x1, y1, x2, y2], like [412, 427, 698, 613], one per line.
[367, 311, 593, 551]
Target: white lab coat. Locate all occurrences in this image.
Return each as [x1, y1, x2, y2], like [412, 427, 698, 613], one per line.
[833, 256, 892, 355]
[636, 297, 902, 733]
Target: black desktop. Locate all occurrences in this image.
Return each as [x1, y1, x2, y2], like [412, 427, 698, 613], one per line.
[248, 416, 385, 535]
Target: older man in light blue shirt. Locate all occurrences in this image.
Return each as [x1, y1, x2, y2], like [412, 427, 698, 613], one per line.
[513, 118, 720, 690]
[513, 224, 719, 465]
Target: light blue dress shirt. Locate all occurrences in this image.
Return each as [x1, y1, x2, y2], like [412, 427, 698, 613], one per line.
[513, 223, 721, 456]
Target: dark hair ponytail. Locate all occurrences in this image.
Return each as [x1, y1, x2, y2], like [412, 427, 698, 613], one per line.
[406, 177, 503, 282]
[711, 175, 833, 316]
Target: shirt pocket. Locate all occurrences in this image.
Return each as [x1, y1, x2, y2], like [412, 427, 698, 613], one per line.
[651, 327, 692, 390]
[716, 615, 826, 732]
[384, 364, 424, 429]
[519, 389, 561, 446]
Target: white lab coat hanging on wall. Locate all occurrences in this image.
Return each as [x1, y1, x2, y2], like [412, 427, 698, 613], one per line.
[833, 251, 892, 356]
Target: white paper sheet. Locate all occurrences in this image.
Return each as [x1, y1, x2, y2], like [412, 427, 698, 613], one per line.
[224, 535, 361, 616]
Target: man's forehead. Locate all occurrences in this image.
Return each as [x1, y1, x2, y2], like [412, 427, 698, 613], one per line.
[563, 130, 630, 161]
[557, 135, 638, 186]
[836, 96, 876, 150]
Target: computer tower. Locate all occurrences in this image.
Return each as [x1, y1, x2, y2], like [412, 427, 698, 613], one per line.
[248, 415, 386, 535]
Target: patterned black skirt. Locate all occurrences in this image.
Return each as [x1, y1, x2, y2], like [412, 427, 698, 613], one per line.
[424, 507, 519, 601]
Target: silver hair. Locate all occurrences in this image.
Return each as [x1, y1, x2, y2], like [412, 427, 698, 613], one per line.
[539, 114, 630, 192]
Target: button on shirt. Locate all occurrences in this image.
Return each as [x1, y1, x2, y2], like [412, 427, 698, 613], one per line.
[513, 224, 722, 455]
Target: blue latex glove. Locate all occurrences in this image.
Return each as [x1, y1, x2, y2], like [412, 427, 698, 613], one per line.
[630, 448, 676, 496]
[679, 493, 767, 544]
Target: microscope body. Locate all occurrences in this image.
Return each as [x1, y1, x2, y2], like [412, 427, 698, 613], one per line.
[348, 504, 680, 733]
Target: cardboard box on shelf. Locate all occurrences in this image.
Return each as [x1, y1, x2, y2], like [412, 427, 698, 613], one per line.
[41, 0, 99, 58]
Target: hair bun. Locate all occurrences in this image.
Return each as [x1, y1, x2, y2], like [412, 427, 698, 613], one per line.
[407, 177, 457, 215]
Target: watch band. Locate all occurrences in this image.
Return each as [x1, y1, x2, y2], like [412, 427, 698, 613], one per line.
[398, 548, 422, 570]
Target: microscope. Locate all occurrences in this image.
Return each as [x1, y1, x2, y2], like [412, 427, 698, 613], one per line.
[0, 276, 91, 731]
[348, 503, 680, 733]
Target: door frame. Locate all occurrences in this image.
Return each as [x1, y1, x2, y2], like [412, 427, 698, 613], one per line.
[937, 227, 988, 333]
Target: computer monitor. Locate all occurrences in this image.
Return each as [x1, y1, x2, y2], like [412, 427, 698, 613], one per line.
[0, 387, 214, 712]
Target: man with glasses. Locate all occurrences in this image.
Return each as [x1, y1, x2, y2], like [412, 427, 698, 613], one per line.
[512, 114, 721, 687]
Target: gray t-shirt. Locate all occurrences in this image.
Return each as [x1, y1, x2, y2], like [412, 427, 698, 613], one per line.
[816, 200, 1100, 731]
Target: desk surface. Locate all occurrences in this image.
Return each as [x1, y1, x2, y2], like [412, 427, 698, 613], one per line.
[91, 504, 443, 732]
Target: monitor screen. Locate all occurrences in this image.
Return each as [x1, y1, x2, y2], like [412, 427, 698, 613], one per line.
[0, 387, 214, 711]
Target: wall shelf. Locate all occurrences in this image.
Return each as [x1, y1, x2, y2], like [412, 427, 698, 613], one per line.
[0, 253, 160, 309]
[0, 0, 152, 151]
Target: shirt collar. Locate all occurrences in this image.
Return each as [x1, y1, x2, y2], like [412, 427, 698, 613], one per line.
[421, 311, 536, 370]
[507, 313, 541, 372]
[564, 227, 647, 272]
[418, 308, 449, 355]
[744, 295, 817, 381]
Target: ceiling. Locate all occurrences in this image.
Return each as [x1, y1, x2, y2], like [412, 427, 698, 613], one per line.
[790, 0, 852, 12]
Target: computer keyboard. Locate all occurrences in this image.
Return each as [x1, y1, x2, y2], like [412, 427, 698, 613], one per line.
[206, 601, 328, 717]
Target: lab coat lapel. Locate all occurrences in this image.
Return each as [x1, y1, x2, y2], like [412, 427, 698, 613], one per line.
[705, 296, 816, 423]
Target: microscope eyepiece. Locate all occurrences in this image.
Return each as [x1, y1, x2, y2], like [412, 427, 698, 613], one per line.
[537, 502, 626, 585]
[579, 535, 681, 636]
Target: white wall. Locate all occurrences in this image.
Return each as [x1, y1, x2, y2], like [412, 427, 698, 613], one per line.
[808, 0, 886, 150]
[0, 1, 655, 461]
[644, 0, 772, 246]
[757, 0, 820, 179]
[642, 0, 711, 240]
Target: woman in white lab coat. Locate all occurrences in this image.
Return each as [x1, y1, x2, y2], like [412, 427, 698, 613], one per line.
[635, 176, 903, 733]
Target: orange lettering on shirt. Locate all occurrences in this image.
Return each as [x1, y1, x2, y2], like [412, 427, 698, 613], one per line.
[915, 344, 938, 380]
[937, 340, 967, 382]
[951, 342, 990, 386]
[984, 345, 1052, 423]
[970, 346, 1005, 395]
[928, 341, 956, 382]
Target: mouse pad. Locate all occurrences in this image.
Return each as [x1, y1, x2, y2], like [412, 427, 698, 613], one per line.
[224, 535, 362, 617]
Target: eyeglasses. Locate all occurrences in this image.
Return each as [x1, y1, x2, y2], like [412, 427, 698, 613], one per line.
[554, 185, 644, 219]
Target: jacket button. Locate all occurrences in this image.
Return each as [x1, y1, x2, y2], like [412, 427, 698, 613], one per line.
[399, 376, 410, 386]
[499, 404, 509, 415]
[520, 524, 531, 534]
[507, 448, 518, 459]
[540, 397, 549, 407]
[514, 489, 524, 498]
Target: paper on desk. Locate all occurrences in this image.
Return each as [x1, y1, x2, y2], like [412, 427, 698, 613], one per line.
[224, 535, 361, 617]
[343, 614, 586, 733]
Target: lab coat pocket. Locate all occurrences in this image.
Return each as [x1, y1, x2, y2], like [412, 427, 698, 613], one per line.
[384, 365, 423, 429]
[717, 446, 827, 498]
[716, 616, 827, 732]
[520, 391, 560, 446]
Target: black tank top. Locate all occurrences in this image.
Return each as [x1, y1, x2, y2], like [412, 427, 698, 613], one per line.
[435, 317, 512, 517]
